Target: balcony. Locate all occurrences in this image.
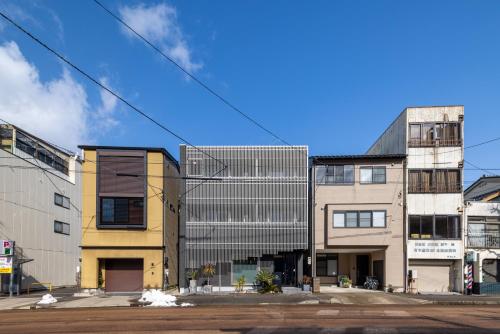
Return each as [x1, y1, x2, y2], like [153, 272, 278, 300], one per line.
[408, 183, 462, 194]
[468, 233, 500, 249]
[408, 138, 462, 148]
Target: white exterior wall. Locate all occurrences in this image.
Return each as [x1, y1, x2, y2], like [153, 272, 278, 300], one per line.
[0, 147, 81, 289]
[466, 202, 500, 283]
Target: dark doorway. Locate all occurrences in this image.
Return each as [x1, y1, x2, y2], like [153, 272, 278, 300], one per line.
[356, 255, 370, 286]
[105, 259, 143, 292]
[273, 253, 297, 286]
[373, 260, 384, 289]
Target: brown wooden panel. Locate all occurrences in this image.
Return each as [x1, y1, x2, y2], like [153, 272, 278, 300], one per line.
[98, 154, 145, 195]
[105, 259, 143, 292]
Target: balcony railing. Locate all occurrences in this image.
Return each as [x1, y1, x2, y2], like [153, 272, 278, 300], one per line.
[408, 183, 462, 193]
[468, 233, 500, 249]
[408, 138, 462, 148]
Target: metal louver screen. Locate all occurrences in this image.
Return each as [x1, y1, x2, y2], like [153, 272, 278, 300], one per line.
[182, 146, 308, 268]
[98, 153, 145, 196]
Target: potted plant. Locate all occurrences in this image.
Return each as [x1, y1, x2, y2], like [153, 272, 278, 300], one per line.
[339, 275, 352, 288]
[302, 275, 312, 292]
[202, 263, 216, 293]
[255, 270, 281, 294]
[186, 270, 198, 293]
[235, 275, 246, 293]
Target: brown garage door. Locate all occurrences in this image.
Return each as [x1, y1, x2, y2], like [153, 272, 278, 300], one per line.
[105, 259, 143, 292]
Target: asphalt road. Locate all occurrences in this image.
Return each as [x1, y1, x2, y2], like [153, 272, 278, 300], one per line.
[1, 304, 499, 333]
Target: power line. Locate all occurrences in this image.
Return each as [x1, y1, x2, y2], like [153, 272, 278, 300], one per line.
[92, 0, 291, 146]
[0, 10, 226, 171]
[464, 160, 499, 177]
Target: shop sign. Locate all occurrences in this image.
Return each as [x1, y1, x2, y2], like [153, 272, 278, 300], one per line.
[408, 240, 462, 260]
[0, 240, 13, 256]
[0, 257, 12, 274]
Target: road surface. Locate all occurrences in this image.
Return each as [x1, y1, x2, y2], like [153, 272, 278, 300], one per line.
[1, 304, 499, 333]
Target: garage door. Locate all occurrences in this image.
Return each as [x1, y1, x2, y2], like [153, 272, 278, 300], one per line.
[105, 259, 143, 292]
[412, 265, 450, 293]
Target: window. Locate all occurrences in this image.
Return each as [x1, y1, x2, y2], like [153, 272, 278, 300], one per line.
[316, 254, 338, 276]
[100, 197, 144, 226]
[54, 221, 70, 235]
[54, 193, 70, 209]
[316, 165, 354, 184]
[408, 122, 461, 147]
[333, 210, 386, 228]
[408, 215, 461, 239]
[408, 169, 461, 193]
[468, 220, 500, 248]
[360, 166, 386, 184]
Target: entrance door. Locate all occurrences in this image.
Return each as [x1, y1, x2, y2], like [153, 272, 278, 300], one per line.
[356, 255, 370, 286]
[373, 260, 384, 289]
[105, 259, 143, 292]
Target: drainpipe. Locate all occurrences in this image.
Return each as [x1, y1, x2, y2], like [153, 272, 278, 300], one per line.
[403, 158, 408, 293]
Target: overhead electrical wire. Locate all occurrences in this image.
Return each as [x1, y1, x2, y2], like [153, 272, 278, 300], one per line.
[92, 0, 291, 146]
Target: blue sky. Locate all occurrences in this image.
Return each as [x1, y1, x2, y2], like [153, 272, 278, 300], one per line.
[0, 0, 499, 185]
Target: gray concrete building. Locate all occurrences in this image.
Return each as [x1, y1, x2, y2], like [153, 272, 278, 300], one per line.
[0, 124, 81, 292]
[179, 145, 308, 292]
[310, 155, 406, 292]
[368, 106, 465, 293]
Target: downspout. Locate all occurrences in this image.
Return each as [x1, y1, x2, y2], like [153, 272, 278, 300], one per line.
[403, 157, 408, 293]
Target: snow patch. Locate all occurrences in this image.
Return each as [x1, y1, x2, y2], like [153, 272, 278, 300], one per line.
[37, 294, 57, 305]
[139, 289, 193, 307]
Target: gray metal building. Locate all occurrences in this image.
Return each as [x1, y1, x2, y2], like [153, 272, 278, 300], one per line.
[179, 145, 308, 291]
[0, 124, 81, 292]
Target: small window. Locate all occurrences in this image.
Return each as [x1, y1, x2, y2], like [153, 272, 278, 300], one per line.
[54, 193, 70, 209]
[359, 212, 371, 227]
[333, 210, 386, 228]
[360, 166, 386, 184]
[317, 165, 354, 184]
[346, 212, 358, 227]
[99, 197, 144, 227]
[333, 212, 345, 227]
[54, 221, 70, 235]
[372, 211, 386, 227]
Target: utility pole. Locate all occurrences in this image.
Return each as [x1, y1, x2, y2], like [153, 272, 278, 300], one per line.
[9, 241, 15, 298]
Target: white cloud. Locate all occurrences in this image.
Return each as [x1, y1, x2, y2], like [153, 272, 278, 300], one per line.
[95, 77, 119, 131]
[119, 2, 202, 73]
[0, 41, 119, 151]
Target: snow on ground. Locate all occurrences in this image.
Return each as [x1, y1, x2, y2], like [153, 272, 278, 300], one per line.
[37, 294, 57, 305]
[139, 290, 194, 307]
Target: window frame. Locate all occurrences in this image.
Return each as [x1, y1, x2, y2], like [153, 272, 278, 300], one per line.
[54, 220, 70, 235]
[316, 253, 339, 277]
[408, 122, 462, 147]
[359, 166, 386, 184]
[316, 165, 355, 185]
[332, 210, 387, 228]
[98, 197, 145, 229]
[408, 215, 461, 240]
[54, 193, 70, 209]
[408, 169, 462, 194]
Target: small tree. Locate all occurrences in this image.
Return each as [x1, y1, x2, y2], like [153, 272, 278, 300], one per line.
[202, 263, 216, 285]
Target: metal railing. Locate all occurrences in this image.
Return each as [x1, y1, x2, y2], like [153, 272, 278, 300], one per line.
[468, 233, 500, 249]
[408, 183, 462, 193]
[408, 138, 462, 147]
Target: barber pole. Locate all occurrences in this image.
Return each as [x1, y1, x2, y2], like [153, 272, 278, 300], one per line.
[467, 264, 473, 291]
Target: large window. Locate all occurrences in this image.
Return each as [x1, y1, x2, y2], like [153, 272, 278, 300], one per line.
[409, 215, 461, 239]
[100, 197, 144, 226]
[54, 193, 70, 209]
[408, 169, 461, 193]
[316, 165, 354, 184]
[316, 254, 338, 277]
[333, 210, 386, 228]
[468, 219, 500, 248]
[54, 221, 70, 235]
[360, 166, 386, 184]
[409, 122, 461, 147]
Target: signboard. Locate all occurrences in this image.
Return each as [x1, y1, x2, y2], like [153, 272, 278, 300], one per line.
[0, 240, 13, 256]
[0, 257, 12, 274]
[407, 240, 462, 260]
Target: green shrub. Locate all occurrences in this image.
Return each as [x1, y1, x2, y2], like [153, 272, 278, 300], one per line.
[255, 270, 281, 294]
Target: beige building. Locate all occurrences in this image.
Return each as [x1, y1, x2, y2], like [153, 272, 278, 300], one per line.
[311, 155, 406, 291]
[79, 146, 179, 292]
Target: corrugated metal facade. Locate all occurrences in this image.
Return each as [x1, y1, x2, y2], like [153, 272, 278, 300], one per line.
[180, 146, 308, 269]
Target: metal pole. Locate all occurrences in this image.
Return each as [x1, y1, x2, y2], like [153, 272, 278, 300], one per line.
[9, 241, 15, 297]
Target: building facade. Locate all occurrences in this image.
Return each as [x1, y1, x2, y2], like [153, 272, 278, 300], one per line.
[368, 105, 465, 293]
[0, 124, 81, 292]
[179, 145, 308, 291]
[465, 176, 500, 294]
[310, 155, 406, 291]
[79, 146, 179, 292]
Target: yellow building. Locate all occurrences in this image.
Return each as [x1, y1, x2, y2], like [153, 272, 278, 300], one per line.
[79, 146, 179, 292]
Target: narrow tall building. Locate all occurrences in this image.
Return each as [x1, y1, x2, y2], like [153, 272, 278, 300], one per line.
[368, 106, 464, 293]
[79, 146, 179, 292]
[179, 145, 308, 291]
[0, 124, 81, 292]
